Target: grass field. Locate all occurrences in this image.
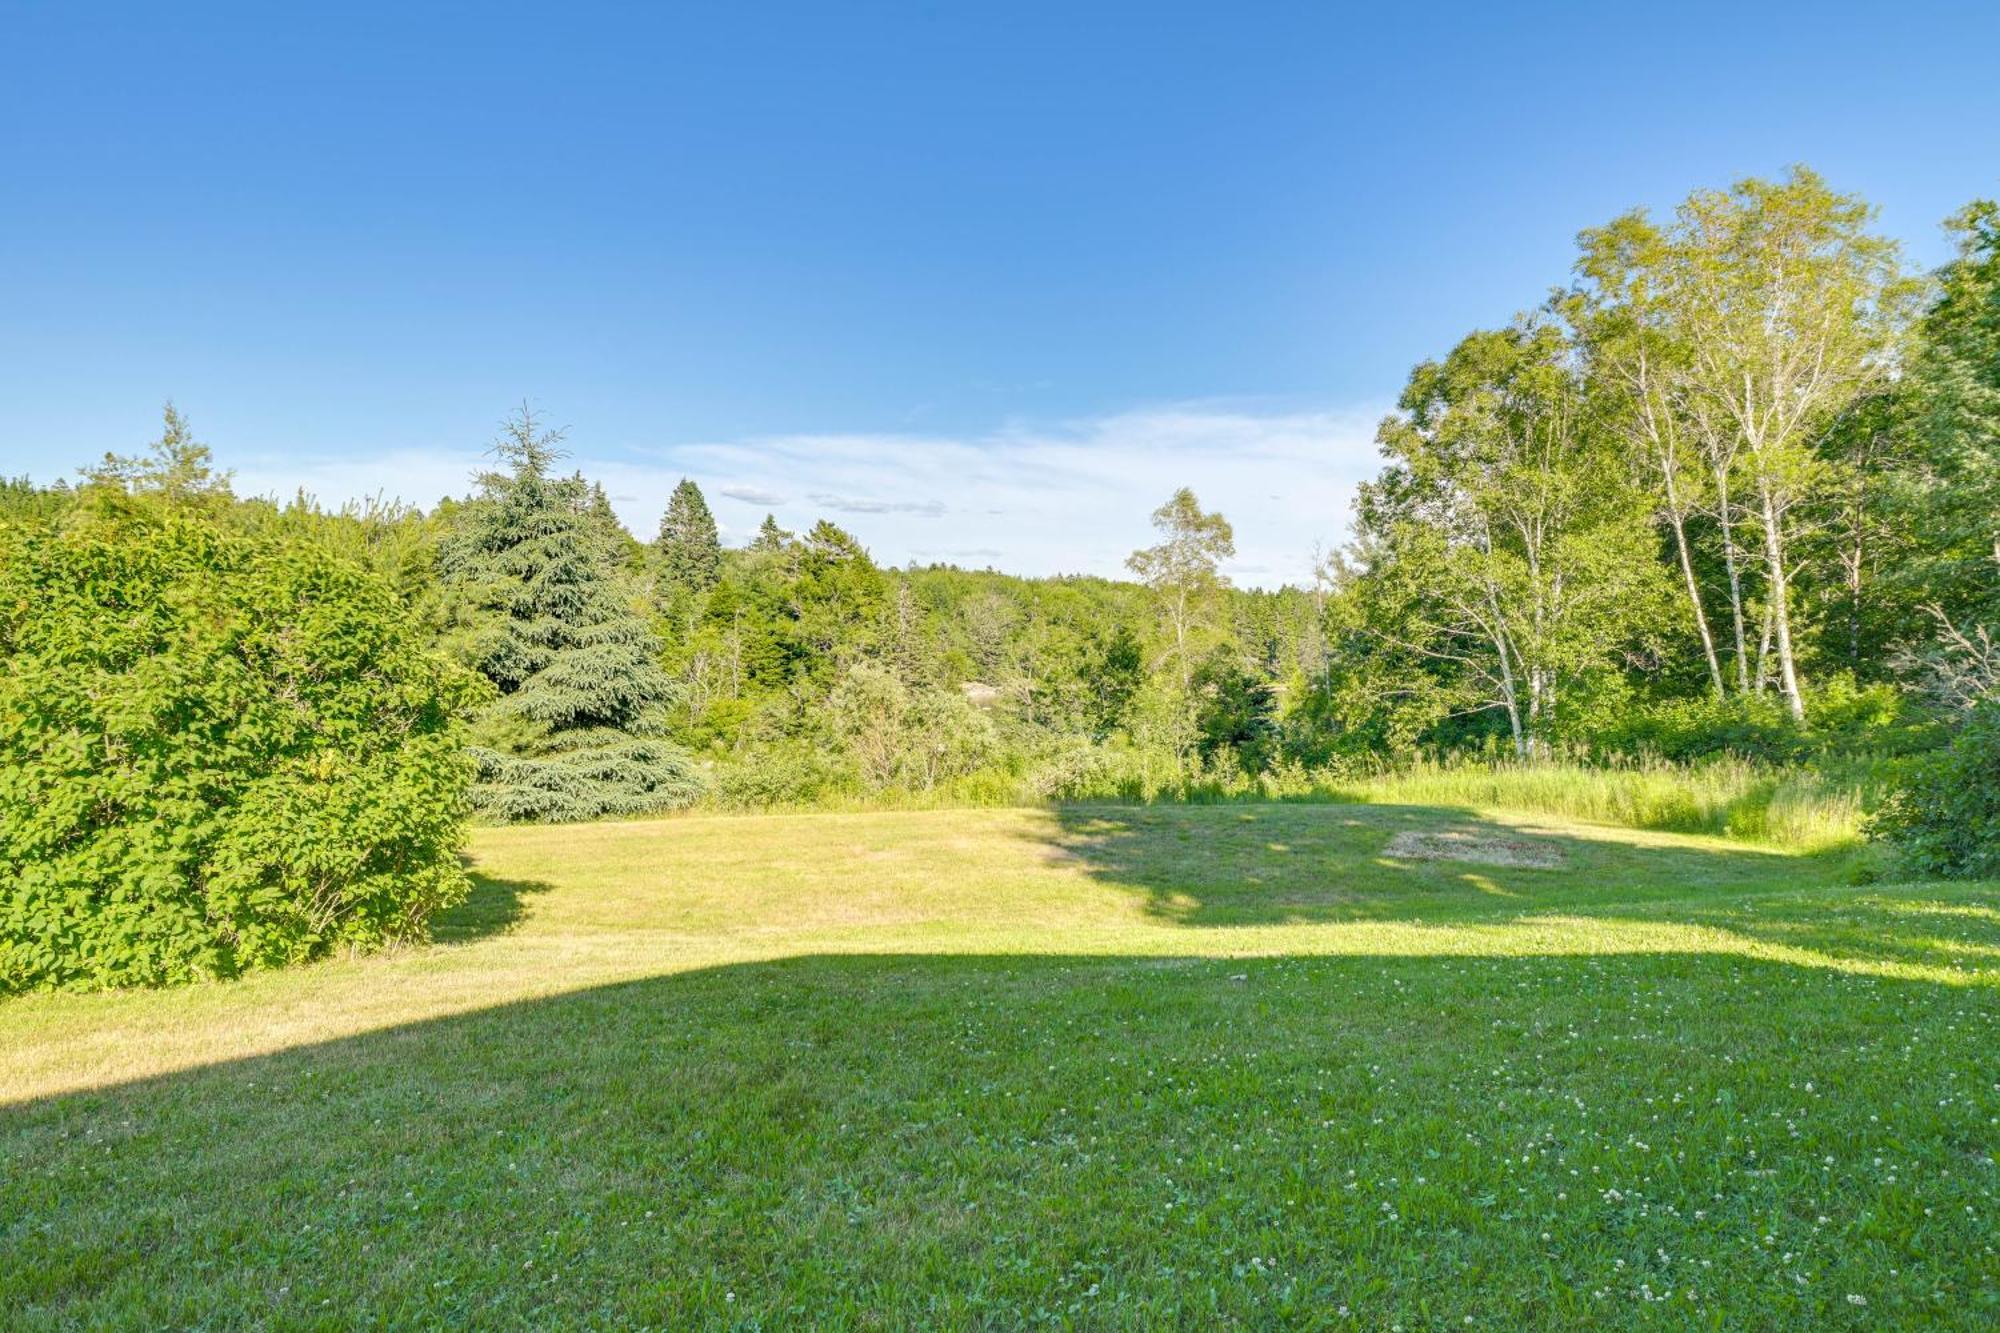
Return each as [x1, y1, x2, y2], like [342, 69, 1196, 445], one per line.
[4, 801, 1996, 1327]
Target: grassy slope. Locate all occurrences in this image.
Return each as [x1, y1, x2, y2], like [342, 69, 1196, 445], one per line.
[3, 803, 1995, 1328]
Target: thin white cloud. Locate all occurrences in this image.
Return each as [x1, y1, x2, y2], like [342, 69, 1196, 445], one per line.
[230, 400, 1388, 590]
[809, 492, 948, 516]
[716, 483, 788, 505]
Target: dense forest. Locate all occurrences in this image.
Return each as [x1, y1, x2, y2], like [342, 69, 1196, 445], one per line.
[3, 166, 1996, 988]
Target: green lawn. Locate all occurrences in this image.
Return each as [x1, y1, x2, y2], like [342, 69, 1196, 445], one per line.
[4, 803, 1996, 1327]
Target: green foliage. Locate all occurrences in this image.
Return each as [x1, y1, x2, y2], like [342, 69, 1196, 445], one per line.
[1126, 487, 1235, 708]
[748, 513, 791, 552]
[655, 477, 721, 599]
[0, 475, 79, 525]
[1587, 678, 1933, 764]
[1871, 701, 2000, 878]
[0, 503, 483, 992]
[826, 663, 996, 792]
[1190, 649, 1278, 771]
[10, 165, 1999, 852]
[708, 741, 849, 809]
[1356, 319, 1665, 755]
[791, 520, 890, 664]
[1085, 622, 1145, 738]
[1897, 199, 2000, 628]
[441, 409, 702, 821]
[80, 403, 235, 510]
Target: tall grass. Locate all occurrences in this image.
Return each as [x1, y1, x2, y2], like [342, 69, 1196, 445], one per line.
[690, 747, 1876, 856]
[1341, 758, 1869, 853]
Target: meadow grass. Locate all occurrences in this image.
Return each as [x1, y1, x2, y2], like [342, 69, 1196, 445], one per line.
[1341, 758, 1872, 853]
[3, 803, 1994, 1327]
[733, 754, 1879, 857]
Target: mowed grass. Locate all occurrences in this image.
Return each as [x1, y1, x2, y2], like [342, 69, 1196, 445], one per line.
[3, 803, 1996, 1328]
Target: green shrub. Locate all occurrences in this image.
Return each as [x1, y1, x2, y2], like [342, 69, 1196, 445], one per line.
[1586, 678, 1935, 765]
[825, 664, 996, 793]
[1870, 701, 2000, 878]
[0, 507, 485, 991]
[710, 744, 853, 810]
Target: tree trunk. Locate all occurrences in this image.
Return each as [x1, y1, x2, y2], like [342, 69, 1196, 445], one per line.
[1755, 601, 1774, 694]
[1668, 505, 1724, 698]
[1713, 467, 1752, 695]
[1487, 604, 1527, 759]
[1759, 488, 1806, 722]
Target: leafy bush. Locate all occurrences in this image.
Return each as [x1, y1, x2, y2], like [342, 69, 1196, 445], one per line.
[0, 507, 485, 991]
[826, 663, 996, 792]
[1586, 678, 1933, 764]
[1870, 701, 2000, 878]
[1588, 693, 1803, 763]
[710, 744, 853, 810]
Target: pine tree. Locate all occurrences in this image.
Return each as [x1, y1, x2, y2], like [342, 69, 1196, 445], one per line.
[82, 402, 233, 508]
[749, 513, 792, 553]
[656, 478, 721, 596]
[440, 407, 702, 821]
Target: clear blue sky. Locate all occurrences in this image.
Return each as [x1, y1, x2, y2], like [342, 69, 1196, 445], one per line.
[5, 1, 1998, 582]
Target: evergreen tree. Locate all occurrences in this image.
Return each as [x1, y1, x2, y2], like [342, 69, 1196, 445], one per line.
[656, 478, 722, 596]
[1191, 648, 1279, 772]
[82, 403, 234, 509]
[789, 520, 889, 666]
[749, 513, 792, 553]
[440, 408, 701, 821]
[1086, 622, 1145, 738]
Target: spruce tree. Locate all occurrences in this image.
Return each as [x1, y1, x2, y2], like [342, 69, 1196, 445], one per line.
[749, 513, 792, 553]
[441, 408, 701, 821]
[656, 479, 721, 596]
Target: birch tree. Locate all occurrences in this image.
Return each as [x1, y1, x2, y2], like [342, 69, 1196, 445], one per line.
[1662, 169, 1915, 721]
[1572, 217, 1725, 698]
[1127, 488, 1235, 753]
[1356, 321, 1662, 757]
[1126, 487, 1235, 698]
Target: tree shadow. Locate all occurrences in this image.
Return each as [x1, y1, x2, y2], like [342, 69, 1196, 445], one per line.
[6, 807, 1994, 1322]
[428, 867, 557, 944]
[1590, 889, 2000, 978]
[1026, 803, 2000, 982]
[3, 947, 1992, 1326]
[1036, 801, 1830, 928]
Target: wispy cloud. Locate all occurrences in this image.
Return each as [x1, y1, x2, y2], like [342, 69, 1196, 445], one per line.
[809, 493, 948, 516]
[716, 483, 788, 506]
[229, 400, 1388, 589]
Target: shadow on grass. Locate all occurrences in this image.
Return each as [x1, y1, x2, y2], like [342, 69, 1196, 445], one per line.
[1596, 889, 2000, 977]
[1022, 804, 1991, 981]
[428, 868, 558, 944]
[1036, 801, 1835, 928]
[4, 806, 1993, 1322]
[3, 944, 1994, 1326]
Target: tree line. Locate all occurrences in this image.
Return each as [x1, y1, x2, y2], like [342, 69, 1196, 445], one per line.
[2, 165, 1994, 989]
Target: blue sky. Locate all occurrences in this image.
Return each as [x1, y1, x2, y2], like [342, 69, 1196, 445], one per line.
[5, 1, 1998, 584]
